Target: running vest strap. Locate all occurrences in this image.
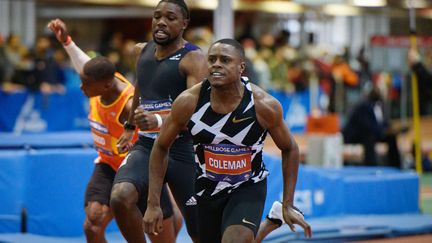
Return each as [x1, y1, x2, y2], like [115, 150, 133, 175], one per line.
[88, 73, 138, 171]
[188, 77, 269, 198]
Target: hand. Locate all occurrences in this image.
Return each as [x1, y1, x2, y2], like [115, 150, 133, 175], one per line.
[143, 205, 164, 236]
[116, 130, 135, 153]
[282, 204, 312, 238]
[133, 106, 159, 131]
[47, 18, 69, 44]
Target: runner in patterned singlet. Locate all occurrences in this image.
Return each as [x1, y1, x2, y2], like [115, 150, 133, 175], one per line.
[143, 39, 312, 242]
[111, 1, 208, 242]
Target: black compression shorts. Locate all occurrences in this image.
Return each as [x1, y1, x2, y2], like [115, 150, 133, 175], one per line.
[196, 179, 267, 243]
[84, 162, 116, 207]
[113, 135, 198, 237]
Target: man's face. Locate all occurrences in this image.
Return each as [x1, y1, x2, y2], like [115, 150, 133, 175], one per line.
[79, 73, 106, 97]
[207, 43, 245, 87]
[152, 2, 187, 45]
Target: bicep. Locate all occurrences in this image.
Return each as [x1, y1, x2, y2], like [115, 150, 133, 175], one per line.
[156, 93, 196, 148]
[268, 119, 296, 151]
[156, 114, 185, 149]
[257, 94, 296, 151]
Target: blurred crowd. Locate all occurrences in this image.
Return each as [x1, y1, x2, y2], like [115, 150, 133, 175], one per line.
[0, 32, 137, 94]
[1, 27, 431, 118]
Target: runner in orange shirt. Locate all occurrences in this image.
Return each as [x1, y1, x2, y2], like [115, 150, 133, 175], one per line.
[47, 18, 180, 243]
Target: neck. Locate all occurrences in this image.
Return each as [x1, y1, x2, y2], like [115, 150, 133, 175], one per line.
[210, 80, 244, 114]
[155, 37, 185, 59]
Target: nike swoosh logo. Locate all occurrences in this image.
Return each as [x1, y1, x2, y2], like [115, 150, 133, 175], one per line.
[242, 218, 256, 227]
[232, 116, 253, 123]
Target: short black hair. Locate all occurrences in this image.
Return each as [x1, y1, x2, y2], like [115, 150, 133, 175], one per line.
[212, 38, 245, 60]
[159, 0, 189, 19]
[83, 56, 116, 82]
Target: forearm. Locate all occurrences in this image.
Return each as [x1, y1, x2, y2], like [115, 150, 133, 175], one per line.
[63, 41, 91, 73]
[147, 141, 169, 206]
[127, 87, 141, 125]
[281, 137, 300, 206]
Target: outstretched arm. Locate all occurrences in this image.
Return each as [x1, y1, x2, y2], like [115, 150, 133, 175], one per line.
[254, 85, 312, 238]
[143, 84, 201, 235]
[47, 18, 90, 73]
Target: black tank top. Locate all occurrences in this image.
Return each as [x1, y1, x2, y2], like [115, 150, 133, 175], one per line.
[136, 41, 199, 139]
[136, 41, 199, 101]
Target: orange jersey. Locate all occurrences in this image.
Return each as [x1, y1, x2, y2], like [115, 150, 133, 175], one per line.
[88, 73, 138, 171]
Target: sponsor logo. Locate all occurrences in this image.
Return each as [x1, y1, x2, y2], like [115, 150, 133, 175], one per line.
[241, 218, 256, 227]
[232, 116, 253, 123]
[169, 54, 182, 60]
[185, 196, 197, 206]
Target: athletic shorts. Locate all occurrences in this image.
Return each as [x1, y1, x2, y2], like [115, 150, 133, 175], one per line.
[113, 135, 198, 237]
[196, 179, 267, 243]
[84, 162, 116, 207]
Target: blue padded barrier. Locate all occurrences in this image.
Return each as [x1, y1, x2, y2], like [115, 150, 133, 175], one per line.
[0, 151, 27, 233]
[263, 153, 419, 219]
[22, 148, 119, 236]
[0, 91, 28, 132]
[24, 149, 96, 236]
[0, 132, 93, 149]
[0, 146, 117, 236]
[0, 138, 421, 236]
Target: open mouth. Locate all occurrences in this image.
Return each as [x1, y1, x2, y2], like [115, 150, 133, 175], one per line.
[154, 30, 168, 39]
[210, 71, 223, 78]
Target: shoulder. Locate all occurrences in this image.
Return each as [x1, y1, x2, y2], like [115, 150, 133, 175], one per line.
[182, 47, 206, 64]
[179, 44, 208, 81]
[133, 42, 147, 55]
[181, 42, 206, 63]
[251, 84, 283, 129]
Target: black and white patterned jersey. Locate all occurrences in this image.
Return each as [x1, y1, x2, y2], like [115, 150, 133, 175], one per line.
[187, 77, 269, 198]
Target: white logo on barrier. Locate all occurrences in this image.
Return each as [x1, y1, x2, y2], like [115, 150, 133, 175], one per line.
[294, 190, 313, 215]
[285, 97, 307, 130]
[314, 189, 325, 205]
[13, 95, 47, 133]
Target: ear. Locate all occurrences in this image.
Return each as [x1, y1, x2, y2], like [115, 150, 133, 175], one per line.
[239, 61, 246, 74]
[182, 18, 189, 30]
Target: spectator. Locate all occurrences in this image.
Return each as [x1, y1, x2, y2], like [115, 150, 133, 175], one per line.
[342, 88, 405, 168]
[407, 47, 432, 115]
[4, 33, 34, 91]
[34, 36, 64, 93]
[0, 34, 10, 86]
[331, 54, 359, 113]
